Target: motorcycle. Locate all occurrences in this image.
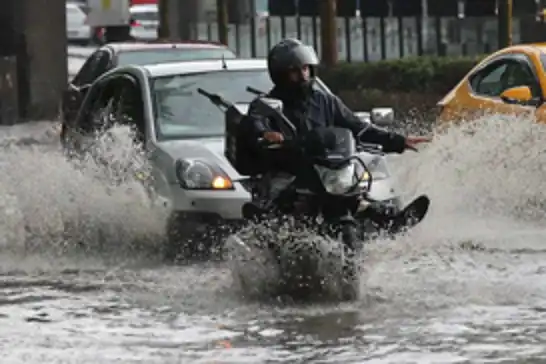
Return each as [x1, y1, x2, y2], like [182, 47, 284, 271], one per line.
[197, 88, 430, 301]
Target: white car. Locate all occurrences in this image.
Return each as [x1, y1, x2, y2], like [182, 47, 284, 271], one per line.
[66, 2, 93, 45]
[62, 58, 401, 259]
[130, 4, 159, 41]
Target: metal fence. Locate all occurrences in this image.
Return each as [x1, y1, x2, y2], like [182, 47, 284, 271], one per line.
[187, 15, 528, 62]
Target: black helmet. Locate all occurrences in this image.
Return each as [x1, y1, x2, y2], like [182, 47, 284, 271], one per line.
[267, 38, 320, 87]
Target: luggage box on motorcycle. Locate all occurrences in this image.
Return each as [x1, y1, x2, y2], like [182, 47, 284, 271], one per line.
[225, 102, 264, 176]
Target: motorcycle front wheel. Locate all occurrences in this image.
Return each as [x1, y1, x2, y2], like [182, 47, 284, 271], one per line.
[340, 223, 361, 301]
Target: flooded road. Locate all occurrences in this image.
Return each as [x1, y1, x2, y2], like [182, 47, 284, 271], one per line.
[2, 116, 546, 363]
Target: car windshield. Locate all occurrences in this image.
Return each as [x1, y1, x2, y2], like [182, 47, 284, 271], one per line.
[117, 48, 236, 66]
[151, 69, 274, 140]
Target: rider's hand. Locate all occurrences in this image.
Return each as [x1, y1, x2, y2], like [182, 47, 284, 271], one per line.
[263, 131, 284, 143]
[405, 136, 431, 151]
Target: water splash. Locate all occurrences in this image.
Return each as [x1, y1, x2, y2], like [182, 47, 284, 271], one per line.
[361, 113, 546, 312]
[4, 113, 546, 363]
[229, 113, 546, 308]
[2, 113, 546, 312]
[0, 121, 168, 271]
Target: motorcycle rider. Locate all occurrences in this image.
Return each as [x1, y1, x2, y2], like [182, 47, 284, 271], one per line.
[245, 38, 430, 221]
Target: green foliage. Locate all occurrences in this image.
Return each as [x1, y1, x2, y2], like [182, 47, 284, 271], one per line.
[320, 55, 484, 95]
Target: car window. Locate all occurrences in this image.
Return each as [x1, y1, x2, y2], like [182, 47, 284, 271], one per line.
[117, 48, 236, 66]
[471, 62, 509, 96]
[115, 78, 146, 142]
[131, 11, 158, 22]
[79, 78, 122, 133]
[93, 51, 113, 81]
[470, 59, 540, 98]
[150, 70, 274, 140]
[72, 51, 111, 87]
[81, 75, 145, 141]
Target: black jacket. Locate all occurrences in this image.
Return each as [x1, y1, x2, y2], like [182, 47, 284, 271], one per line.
[247, 84, 407, 154]
[243, 84, 407, 175]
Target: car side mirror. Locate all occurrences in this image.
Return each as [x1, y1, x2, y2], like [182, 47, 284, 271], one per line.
[500, 86, 532, 104]
[354, 111, 371, 123]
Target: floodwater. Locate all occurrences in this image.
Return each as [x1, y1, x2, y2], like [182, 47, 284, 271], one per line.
[2, 114, 546, 364]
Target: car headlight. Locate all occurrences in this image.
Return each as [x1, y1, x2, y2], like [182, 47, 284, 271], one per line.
[175, 159, 234, 190]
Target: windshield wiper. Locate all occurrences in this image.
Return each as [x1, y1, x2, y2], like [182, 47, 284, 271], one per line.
[196, 88, 233, 111]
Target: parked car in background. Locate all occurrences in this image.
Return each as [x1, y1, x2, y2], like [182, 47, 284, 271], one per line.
[66, 2, 93, 45]
[61, 41, 237, 136]
[130, 4, 159, 41]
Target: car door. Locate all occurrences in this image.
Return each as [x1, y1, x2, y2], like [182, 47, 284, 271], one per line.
[97, 73, 162, 193]
[62, 50, 112, 126]
[439, 54, 542, 123]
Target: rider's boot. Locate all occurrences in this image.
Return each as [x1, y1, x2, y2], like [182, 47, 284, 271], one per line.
[356, 201, 398, 227]
[356, 195, 430, 235]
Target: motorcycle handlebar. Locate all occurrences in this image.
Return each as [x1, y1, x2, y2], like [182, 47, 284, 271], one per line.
[356, 142, 418, 154]
[258, 139, 398, 154]
[356, 142, 384, 155]
[257, 137, 293, 150]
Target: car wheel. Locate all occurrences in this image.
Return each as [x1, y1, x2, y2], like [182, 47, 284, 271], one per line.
[163, 212, 216, 263]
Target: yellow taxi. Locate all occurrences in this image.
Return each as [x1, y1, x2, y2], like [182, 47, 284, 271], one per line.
[436, 43, 546, 126]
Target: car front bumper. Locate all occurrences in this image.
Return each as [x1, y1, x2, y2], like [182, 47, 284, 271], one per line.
[167, 182, 251, 221]
[67, 28, 92, 41]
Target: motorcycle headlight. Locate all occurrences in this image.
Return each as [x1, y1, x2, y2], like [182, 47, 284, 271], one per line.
[315, 161, 360, 195]
[175, 159, 234, 190]
[360, 156, 390, 182]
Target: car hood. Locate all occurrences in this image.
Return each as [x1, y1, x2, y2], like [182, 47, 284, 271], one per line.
[155, 136, 242, 179]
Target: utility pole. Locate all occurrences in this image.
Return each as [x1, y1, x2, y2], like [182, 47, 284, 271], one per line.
[217, 0, 229, 46]
[320, 0, 338, 66]
[0, 0, 66, 122]
[157, 0, 169, 39]
[498, 0, 512, 48]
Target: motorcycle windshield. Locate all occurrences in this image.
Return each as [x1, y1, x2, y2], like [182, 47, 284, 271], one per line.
[302, 127, 356, 167]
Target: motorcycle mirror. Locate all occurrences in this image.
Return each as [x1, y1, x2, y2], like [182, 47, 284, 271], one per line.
[354, 111, 371, 123]
[370, 107, 395, 126]
[253, 97, 298, 137]
[253, 97, 284, 116]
